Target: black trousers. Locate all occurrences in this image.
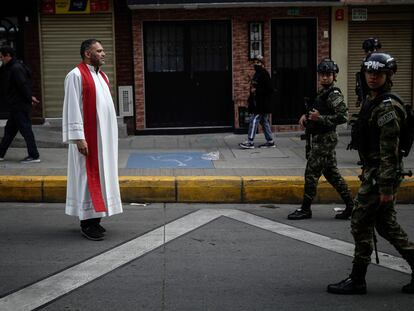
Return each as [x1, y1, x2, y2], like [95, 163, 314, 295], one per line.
[0, 110, 39, 158]
[80, 218, 102, 228]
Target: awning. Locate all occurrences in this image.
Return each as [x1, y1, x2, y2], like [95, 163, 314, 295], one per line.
[127, 0, 342, 10]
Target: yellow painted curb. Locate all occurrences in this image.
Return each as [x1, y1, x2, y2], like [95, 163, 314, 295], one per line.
[0, 176, 43, 202]
[0, 176, 412, 203]
[43, 176, 67, 202]
[119, 176, 175, 202]
[176, 176, 241, 203]
[243, 176, 304, 203]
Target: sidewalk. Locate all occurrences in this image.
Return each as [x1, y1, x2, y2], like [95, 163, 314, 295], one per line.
[1, 128, 413, 203]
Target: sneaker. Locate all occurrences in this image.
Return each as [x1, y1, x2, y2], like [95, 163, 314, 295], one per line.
[239, 141, 254, 149]
[287, 208, 312, 220]
[327, 277, 367, 295]
[259, 141, 276, 148]
[0, 157, 4, 162]
[81, 226, 104, 241]
[20, 156, 41, 164]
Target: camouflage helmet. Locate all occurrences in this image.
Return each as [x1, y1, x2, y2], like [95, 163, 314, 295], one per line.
[363, 52, 397, 74]
[362, 37, 382, 53]
[317, 58, 339, 74]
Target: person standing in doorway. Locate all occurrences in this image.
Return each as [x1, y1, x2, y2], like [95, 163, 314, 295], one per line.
[239, 55, 275, 149]
[0, 46, 40, 163]
[62, 39, 123, 241]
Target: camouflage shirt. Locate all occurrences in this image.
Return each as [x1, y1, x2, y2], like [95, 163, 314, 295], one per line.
[360, 96, 406, 195]
[311, 85, 348, 130]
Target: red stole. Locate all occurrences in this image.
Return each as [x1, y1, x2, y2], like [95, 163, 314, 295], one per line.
[77, 62, 110, 213]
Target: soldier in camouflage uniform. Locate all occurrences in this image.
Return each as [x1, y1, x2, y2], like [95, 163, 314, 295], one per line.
[327, 53, 414, 295]
[287, 59, 354, 220]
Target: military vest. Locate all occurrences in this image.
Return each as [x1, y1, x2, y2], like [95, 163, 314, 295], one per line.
[309, 86, 340, 135]
[358, 92, 406, 162]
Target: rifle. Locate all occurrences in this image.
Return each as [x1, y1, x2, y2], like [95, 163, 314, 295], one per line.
[355, 71, 368, 107]
[303, 97, 313, 160]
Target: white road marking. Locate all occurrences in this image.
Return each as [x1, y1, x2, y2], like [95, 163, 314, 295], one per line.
[0, 209, 410, 311]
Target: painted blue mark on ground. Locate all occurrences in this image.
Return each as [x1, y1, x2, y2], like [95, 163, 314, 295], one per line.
[127, 152, 214, 168]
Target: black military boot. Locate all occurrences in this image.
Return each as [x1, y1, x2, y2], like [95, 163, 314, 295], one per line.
[287, 198, 312, 220]
[327, 263, 367, 295]
[402, 275, 414, 293]
[335, 201, 354, 220]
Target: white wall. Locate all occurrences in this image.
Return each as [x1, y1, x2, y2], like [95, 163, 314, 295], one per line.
[331, 7, 349, 108]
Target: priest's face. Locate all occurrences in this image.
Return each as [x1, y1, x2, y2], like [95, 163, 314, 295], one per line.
[86, 42, 105, 68]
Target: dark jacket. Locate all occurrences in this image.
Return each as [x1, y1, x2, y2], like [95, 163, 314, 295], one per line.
[249, 67, 273, 114]
[1, 58, 32, 112]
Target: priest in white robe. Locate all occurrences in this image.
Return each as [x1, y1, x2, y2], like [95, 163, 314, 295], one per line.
[62, 39, 122, 241]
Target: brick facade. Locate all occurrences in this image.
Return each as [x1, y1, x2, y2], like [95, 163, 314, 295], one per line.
[114, 0, 135, 133]
[24, 10, 42, 124]
[131, 7, 331, 132]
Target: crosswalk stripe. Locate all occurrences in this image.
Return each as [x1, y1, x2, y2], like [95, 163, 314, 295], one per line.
[0, 209, 409, 311]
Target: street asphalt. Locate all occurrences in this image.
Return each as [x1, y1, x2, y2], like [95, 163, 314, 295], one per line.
[0, 202, 413, 311]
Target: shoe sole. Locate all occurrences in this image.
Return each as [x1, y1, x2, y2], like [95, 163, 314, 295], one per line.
[335, 215, 351, 220]
[259, 145, 276, 148]
[287, 216, 312, 220]
[239, 145, 255, 149]
[21, 160, 41, 163]
[327, 288, 367, 295]
[80, 229, 104, 241]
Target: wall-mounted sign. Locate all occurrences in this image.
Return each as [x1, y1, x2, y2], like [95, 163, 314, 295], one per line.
[335, 9, 344, 21]
[352, 8, 368, 21]
[56, 0, 90, 14]
[40, 0, 109, 14]
[287, 7, 300, 16]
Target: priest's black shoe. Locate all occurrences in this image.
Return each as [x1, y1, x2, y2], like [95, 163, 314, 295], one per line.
[327, 277, 367, 295]
[287, 209, 312, 220]
[81, 226, 104, 241]
[402, 276, 414, 294]
[96, 224, 106, 234]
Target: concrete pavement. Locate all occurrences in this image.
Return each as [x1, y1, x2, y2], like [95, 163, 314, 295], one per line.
[1, 203, 414, 310]
[1, 127, 414, 203]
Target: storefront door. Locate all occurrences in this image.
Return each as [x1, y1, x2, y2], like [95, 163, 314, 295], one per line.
[144, 21, 232, 128]
[271, 19, 317, 125]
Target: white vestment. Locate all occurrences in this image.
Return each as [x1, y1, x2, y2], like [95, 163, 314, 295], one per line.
[62, 64, 122, 220]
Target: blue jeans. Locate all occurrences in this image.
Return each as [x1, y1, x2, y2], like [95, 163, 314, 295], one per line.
[0, 110, 39, 159]
[247, 113, 273, 142]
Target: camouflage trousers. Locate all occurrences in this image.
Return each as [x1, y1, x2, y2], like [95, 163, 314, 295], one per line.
[351, 173, 414, 266]
[303, 132, 353, 205]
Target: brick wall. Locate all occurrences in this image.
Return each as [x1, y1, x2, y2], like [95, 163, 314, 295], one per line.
[131, 7, 331, 131]
[114, 0, 135, 133]
[114, 0, 134, 86]
[18, 2, 42, 123]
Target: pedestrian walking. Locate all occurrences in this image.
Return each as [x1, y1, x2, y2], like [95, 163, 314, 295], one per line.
[239, 55, 275, 149]
[327, 53, 414, 295]
[0, 46, 40, 163]
[62, 39, 123, 241]
[287, 59, 354, 220]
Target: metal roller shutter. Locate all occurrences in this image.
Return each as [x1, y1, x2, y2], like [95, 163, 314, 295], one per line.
[40, 14, 116, 117]
[347, 20, 413, 115]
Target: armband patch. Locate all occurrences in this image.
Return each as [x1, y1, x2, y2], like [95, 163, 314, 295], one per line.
[331, 95, 343, 107]
[377, 111, 397, 127]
